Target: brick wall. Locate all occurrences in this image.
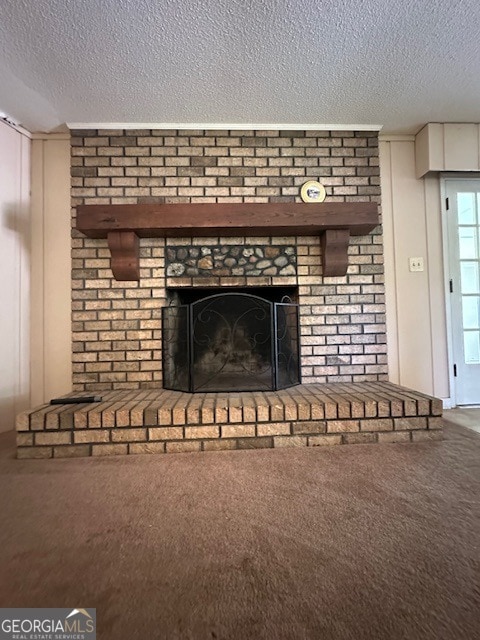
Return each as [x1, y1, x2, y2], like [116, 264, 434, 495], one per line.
[71, 129, 387, 391]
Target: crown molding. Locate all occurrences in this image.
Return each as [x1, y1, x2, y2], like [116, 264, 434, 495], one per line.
[67, 122, 383, 132]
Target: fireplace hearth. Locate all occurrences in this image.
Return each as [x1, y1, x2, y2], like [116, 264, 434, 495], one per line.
[162, 291, 300, 392]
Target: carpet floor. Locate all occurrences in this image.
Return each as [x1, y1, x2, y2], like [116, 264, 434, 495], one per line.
[0, 422, 479, 640]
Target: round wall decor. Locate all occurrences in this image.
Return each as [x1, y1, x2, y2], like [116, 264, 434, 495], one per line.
[300, 180, 326, 203]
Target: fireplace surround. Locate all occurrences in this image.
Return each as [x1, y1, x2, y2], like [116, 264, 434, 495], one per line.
[74, 204, 386, 389]
[68, 129, 388, 392]
[75, 197, 381, 394]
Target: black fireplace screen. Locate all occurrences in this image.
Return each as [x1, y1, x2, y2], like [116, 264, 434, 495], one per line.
[162, 292, 300, 392]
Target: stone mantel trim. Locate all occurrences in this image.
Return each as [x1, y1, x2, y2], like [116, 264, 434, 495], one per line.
[76, 202, 379, 281]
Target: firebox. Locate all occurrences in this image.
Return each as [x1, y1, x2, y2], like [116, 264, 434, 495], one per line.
[162, 290, 300, 392]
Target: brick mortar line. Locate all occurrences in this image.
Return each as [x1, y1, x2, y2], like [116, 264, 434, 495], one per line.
[17, 427, 443, 459]
[25, 415, 439, 439]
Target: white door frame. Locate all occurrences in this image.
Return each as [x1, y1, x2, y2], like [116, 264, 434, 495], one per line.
[440, 172, 480, 407]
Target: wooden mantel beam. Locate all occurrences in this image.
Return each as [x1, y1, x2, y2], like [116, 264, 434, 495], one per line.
[76, 202, 379, 281]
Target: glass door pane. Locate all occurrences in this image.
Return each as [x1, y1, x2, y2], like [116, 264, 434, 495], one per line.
[447, 180, 480, 403]
[464, 331, 480, 364]
[457, 192, 476, 224]
[460, 262, 480, 294]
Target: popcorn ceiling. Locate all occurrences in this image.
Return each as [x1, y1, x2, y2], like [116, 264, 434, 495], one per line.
[1, 0, 480, 132]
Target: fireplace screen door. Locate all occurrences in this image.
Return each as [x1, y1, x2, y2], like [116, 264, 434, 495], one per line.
[162, 292, 300, 392]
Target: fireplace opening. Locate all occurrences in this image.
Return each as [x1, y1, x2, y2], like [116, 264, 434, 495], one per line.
[162, 288, 300, 392]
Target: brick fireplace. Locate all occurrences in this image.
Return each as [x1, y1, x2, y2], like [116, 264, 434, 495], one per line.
[15, 129, 444, 458]
[70, 128, 387, 391]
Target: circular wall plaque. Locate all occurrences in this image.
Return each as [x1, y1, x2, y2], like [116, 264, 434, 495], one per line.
[300, 180, 326, 203]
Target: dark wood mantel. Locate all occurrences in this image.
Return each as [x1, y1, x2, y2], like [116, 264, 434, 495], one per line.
[76, 202, 379, 280]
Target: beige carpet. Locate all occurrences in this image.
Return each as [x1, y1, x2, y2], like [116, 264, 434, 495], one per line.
[0, 423, 479, 640]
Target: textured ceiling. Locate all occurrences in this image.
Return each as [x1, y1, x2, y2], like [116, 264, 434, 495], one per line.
[1, 0, 480, 133]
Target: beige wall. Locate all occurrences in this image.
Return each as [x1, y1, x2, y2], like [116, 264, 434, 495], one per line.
[30, 134, 72, 405]
[0, 126, 72, 426]
[380, 136, 450, 401]
[0, 121, 30, 431]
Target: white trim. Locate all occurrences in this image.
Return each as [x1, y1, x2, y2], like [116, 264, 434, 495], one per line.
[442, 397, 455, 409]
[66, 122, 383, 132]
[440, 175, 456, 407]
[0, 118, 32, 139]
[379, 139, 400, 384]
[424, 177, 435, 395]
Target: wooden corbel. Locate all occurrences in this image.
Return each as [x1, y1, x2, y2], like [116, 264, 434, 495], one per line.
[320, 229, 351, 277]
[107, 231, 140, 281]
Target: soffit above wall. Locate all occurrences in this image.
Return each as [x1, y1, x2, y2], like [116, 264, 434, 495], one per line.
[415, 123, 480, 178]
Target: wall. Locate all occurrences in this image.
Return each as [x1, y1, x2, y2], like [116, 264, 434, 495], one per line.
[30, 134, 72, 405]
[380, 136, 450, 401]
[71, 129, 387, 391]
[0, 121, 30, 431]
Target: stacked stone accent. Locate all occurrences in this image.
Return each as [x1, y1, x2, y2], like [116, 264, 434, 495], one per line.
[71, 129, 385, 392]
[166, 243, 296, 278]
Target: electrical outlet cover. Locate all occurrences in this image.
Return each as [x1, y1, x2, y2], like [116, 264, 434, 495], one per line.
[409, 257, 424, 272]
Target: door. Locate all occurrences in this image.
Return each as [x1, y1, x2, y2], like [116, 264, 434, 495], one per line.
[444, 179, 480, 405]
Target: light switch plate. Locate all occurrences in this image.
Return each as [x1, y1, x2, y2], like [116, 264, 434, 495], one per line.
[409, 257, 424, 272]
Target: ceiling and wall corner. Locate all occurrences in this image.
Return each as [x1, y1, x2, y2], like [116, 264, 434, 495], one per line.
[1, 0, 480, 133]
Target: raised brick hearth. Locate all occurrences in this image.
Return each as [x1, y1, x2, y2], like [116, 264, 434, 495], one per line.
[16, 383, 443, 459]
